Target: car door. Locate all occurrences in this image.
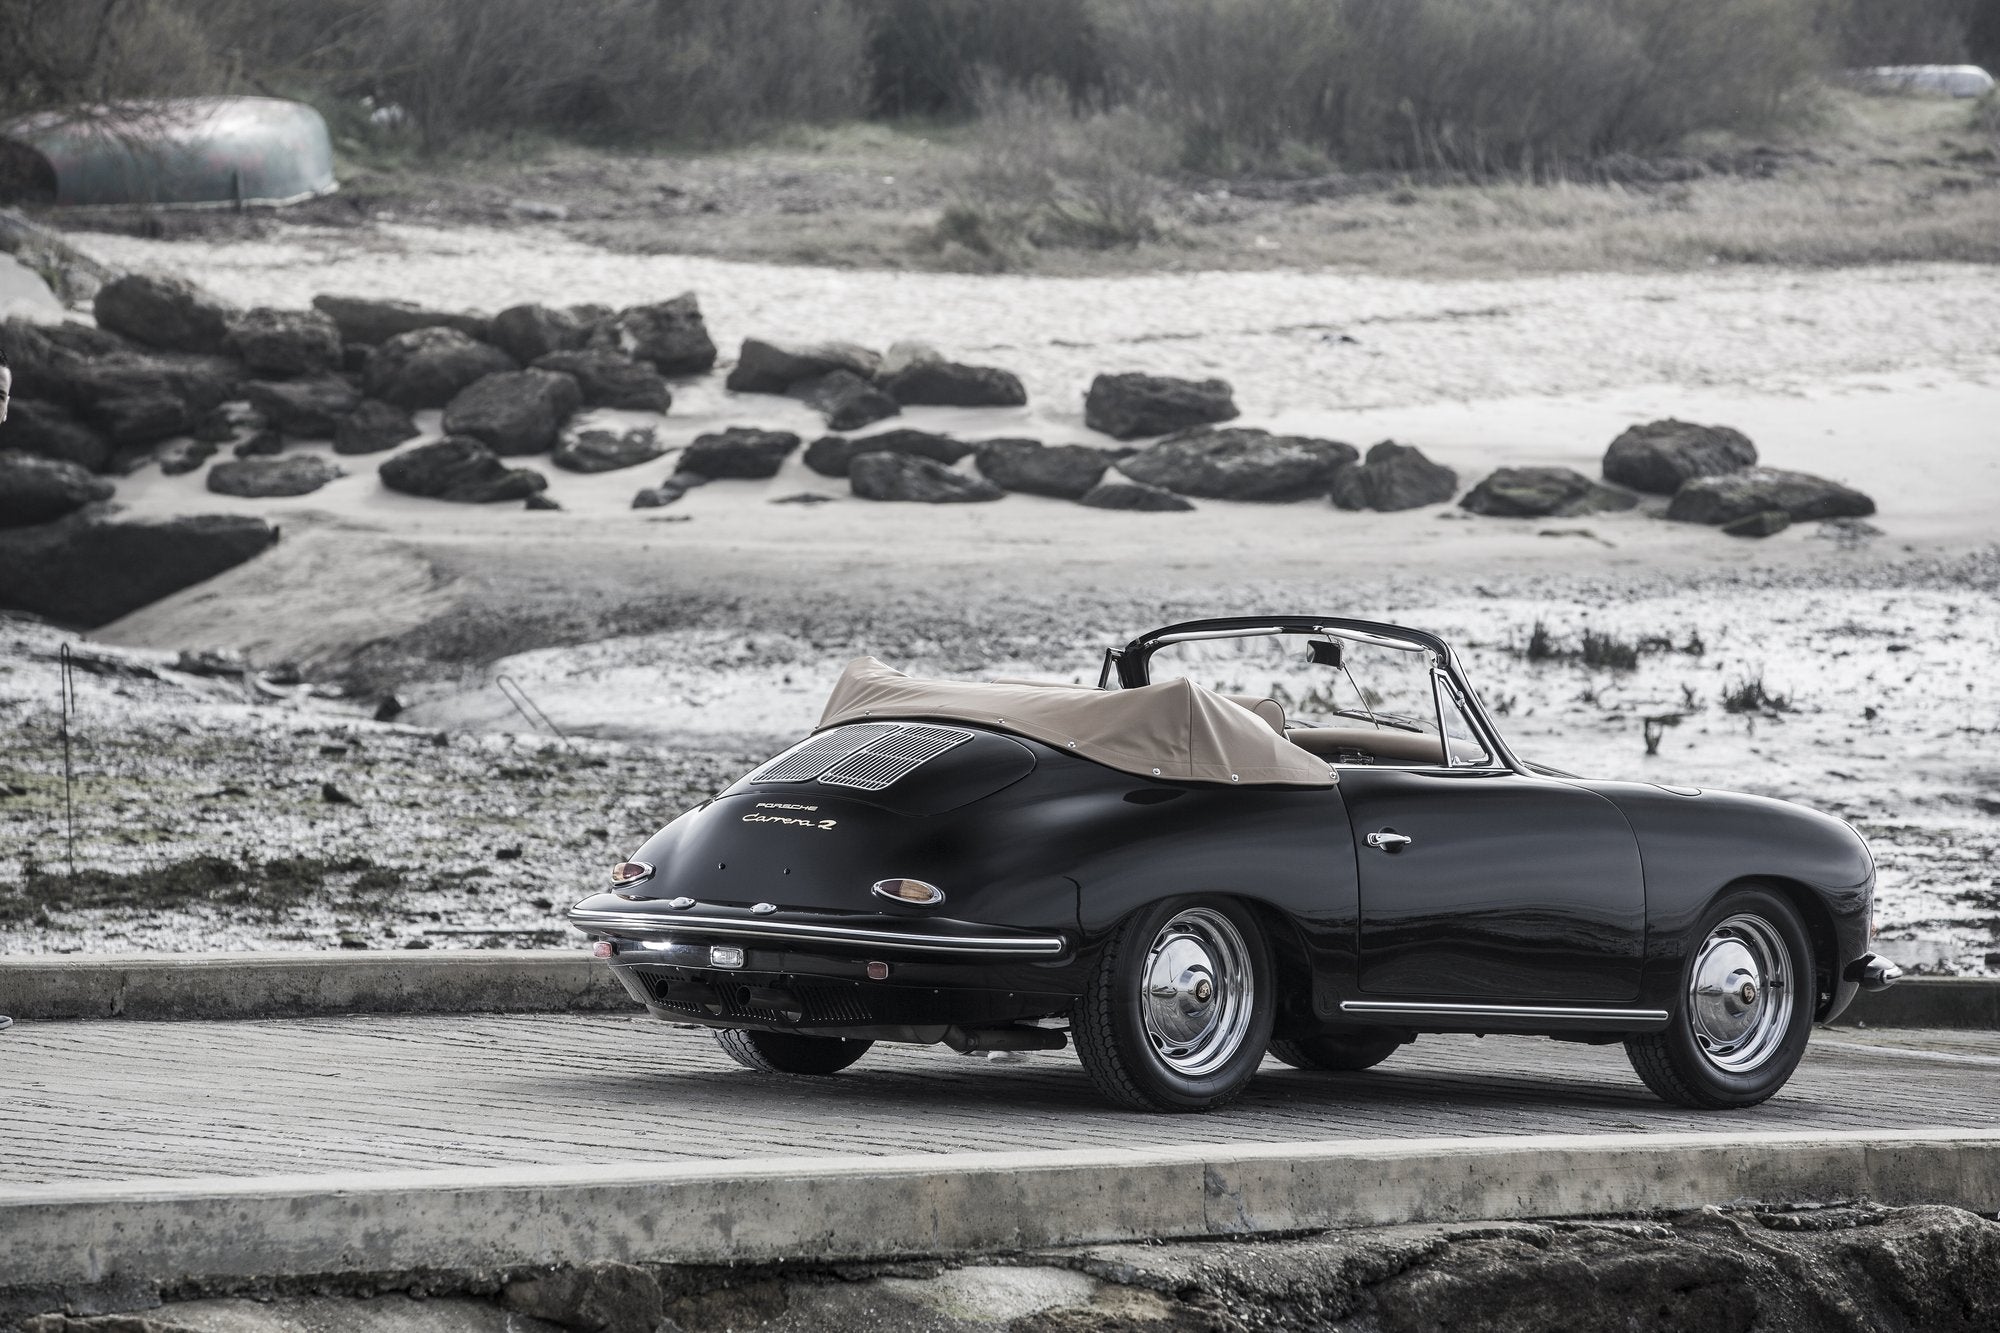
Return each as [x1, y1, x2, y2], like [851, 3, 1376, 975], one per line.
[1341, 766, 1647, 1002]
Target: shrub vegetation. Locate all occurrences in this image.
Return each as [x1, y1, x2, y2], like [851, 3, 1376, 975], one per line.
[1, 0, 1992, 165]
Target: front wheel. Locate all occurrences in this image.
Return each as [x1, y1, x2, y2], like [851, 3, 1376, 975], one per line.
[1074, 898, 1274, 1112]
[715, 1028, 872, 1075]
[1625, 887, 1814, 1109]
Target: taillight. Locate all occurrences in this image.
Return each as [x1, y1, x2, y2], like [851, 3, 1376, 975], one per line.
[610, 861, 654, 889]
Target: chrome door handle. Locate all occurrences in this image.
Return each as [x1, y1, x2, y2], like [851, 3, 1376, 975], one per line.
[1366, 830, 1413, 852]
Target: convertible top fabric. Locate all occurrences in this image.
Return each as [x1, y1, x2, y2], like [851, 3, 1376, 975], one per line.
[817, 657, 1336, 788]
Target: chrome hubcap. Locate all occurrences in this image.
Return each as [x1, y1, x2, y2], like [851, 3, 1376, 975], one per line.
[1688, 913, 1792, 1073]
[1141, 908, 1253, 1076]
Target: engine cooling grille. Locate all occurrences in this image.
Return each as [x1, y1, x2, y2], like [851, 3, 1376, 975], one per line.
[750, 723, 905, 784]
[752, 722, 972, 792]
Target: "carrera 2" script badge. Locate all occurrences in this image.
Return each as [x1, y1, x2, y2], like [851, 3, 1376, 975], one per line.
[742, 812, 838, 830]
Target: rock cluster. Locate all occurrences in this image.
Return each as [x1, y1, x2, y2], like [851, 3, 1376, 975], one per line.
[1118, 427, 1356, 502]
[207, 455, 345, 498]
[1460, 467, 1638, 518]
[1085, 372, 1238, 439]
[723, 337, 1025, 430]
[379, 437, 547, 503]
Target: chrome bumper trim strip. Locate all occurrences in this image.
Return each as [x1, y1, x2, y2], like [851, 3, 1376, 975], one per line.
[1340, 1000, 1670, 1022]
[568, 909, 1067, 957]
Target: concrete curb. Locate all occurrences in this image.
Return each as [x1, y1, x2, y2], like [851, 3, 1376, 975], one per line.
[2, 1130, 1997, 1288]
[1, 952, 1994, 1026]
[0, 951, 625, 1021]
[1835, 977, 2000, 1031]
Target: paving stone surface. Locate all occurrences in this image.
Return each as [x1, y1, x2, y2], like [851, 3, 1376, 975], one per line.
[2, 1017, 1995, 1184]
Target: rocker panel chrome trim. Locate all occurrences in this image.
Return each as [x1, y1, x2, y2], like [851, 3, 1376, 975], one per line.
[1339, 1000, 1670, 1022]
[569, 909, 1067, 957]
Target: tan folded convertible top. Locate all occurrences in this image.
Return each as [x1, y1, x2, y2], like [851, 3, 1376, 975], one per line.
[817, 657, 1335, 788]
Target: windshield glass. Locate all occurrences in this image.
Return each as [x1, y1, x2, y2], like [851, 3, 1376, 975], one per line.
[1145, 631, 1440, 734]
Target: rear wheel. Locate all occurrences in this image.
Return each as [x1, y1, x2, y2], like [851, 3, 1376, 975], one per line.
[715, 1028, 872, 1075]
[1074, 898, 1274, 1112]
[1625, 887, 1813, 1109]
[1269, 1032, 1403, 1072]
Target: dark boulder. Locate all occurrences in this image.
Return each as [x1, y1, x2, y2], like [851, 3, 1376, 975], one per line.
[363, 327, 517, 411]
[632, 472, 707, 508]
[379, 437, 548, 503]
[553, 427, 665, 473]
[1085, 373, 1237, 440]
[1667, 467, 1875, 524]
[1328, 441, 1458, 512]
[0, 450, 113, 526]
[881, 352, 1026, 408]
[191, 405, 246, 444]
[524, 493, 562, 511]
[0, 514, 279, 627]
[245, 376, 363, 439]
[156, 438, 219, 476]
[333, 399, 420, 455]
[725, 338, 878, 394]
[850, 452, 1002, 503]
[1459, 467, 1640, 518]
[489, 304, 596, 365]
[93, 271, 236, 354]
[233, 429, 284, 458]
[533, 350, 671, 412]
[441, 369, 582, 456]
[1078, 479, 1196, 512]
[591, 294, 716, 376]
[312, 294, 488, 346]
[974, 438, 1109, 499]
[206, 455, 344, 498]
[4, 399, 111, 472]
[1603, 419, 1756, 494]
[227, 307, 343, 378]
[803, 429, 972, 478]
[795, 369, 900, 430]
[679, 427, 801, 479]
[632, 484, 686, 509]
[1118, 427, 1357, 502]
[1723, 509, 1792, 538]
[62, 355, 241, 449]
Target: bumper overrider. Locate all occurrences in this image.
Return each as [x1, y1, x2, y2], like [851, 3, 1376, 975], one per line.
[568, 900, 1078, 1044]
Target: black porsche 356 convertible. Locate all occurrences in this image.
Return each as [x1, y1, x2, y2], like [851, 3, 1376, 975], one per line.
[568, 616, 1902, 1113]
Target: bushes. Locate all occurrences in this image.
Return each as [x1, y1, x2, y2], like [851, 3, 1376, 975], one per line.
[930, 80, 1176, 264]
[862, 0, 1106, 117]
[1095, 0, 1829, 174]
[2, 0, 872, 152]
[6, 0, 1991, 165]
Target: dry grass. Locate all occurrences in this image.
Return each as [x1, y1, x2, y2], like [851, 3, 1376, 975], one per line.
[107, 89, 2000, 279]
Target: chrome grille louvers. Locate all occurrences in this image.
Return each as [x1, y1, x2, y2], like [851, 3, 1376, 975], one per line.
[750, 723, 905, 784]
[752, 722, 974, 792]
[821, 726, 971, 791]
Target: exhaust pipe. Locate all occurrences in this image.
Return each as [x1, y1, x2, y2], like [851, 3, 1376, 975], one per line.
[941, 1025, 1069, 1055]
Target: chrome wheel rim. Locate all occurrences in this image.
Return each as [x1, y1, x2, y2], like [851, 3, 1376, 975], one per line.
[1688, 913, 1792, 1073]
[1141, 907, 1254, 1077]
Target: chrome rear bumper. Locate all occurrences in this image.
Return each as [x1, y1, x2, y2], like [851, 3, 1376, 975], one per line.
[567, 907, 1067, 958]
